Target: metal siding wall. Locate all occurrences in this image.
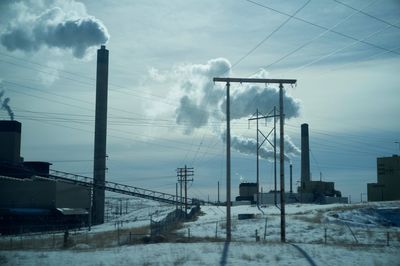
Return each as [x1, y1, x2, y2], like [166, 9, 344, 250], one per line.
[55, 182, 91, 209]
[0, 178, 55, 208]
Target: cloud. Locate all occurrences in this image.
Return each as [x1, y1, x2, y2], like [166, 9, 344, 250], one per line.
[39, 61, 63, 86]
[0, 1, 109, 58]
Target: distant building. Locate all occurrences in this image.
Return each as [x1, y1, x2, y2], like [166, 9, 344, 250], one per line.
[368, 155, 400, 201]
[236, 183, 257, 203]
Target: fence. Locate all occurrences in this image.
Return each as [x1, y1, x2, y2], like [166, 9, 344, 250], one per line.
[0, 206, 202, 250]
[1, 208, 399, 250]
[0, 225, 150, 250]
[200, 216, 400, 247]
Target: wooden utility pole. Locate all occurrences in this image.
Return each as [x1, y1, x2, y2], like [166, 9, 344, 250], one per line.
[176, 165, 194, 215]
[213, 77, 296, 243]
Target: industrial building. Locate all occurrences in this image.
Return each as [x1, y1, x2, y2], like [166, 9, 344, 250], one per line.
[235, 183, 257, 203]
[236, 123, 347, 205]
[367, 155, 400, 201]
[0, 120, 91, 234]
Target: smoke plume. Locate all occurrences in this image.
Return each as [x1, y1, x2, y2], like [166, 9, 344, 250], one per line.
[0, 1, 109, 58]
[148, 58, 301, 160]
[225, 133, 300, 162]
[163, 58, 300, 134]
[0, 89, 14, 120]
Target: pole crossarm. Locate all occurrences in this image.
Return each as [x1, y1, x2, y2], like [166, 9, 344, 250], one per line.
[213, 77, 297, 85]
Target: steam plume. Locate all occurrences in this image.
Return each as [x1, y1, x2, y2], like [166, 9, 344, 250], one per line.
[0, 1, 109, 58]
[148, 58, 301, 160]
[0, 90, 14, 120]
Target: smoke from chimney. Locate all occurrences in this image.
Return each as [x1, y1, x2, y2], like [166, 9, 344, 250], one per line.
[0, 1, 109, 58]
[225, 133, 299, 162]
[147, 58, 302, 161]
[0, 89, 14, 120]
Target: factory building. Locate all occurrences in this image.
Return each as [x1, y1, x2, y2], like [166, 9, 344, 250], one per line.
[367, 155, 400, 201]
[0, 120, 91, 235]
[297, 124, 342, 199]
[236, 123, 347, 205]
[235, 183, 257, 203]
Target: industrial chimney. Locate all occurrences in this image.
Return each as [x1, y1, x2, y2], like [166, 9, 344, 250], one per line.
[0, 120, 22, 165]
[92, 45, 109, 225]
[301, 123, 310, 188]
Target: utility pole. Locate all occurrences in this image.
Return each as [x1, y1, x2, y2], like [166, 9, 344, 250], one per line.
[290, 164, 293, 194]
[274, 106, 277, 205]
[279, 82, 286, 243]
[176, 165, 194, 216]
[213, 77, 297, 243]
[217, 181, 220, 204]
[176, 183, 178, 211]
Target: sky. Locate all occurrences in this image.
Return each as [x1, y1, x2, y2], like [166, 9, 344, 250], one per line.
[0, 0, 399, 203]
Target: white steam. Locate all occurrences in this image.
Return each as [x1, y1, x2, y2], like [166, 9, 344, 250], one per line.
[0, 0, 109, 58]
[148, 58, 301, 161]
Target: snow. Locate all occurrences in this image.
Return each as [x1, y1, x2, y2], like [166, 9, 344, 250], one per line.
[1, 242, 399, 266]
[1, 200, 400, 265]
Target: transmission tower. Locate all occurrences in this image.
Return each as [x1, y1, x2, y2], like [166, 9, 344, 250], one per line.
[248, 107, 279, 207]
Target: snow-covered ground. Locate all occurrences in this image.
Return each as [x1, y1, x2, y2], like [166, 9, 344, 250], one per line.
[1, 200, 399, 265]
[2, 242, 399, 266]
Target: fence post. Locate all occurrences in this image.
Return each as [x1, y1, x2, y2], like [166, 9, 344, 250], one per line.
[117, 222, 120, 246]
[387, 232, 390, 246]
[215, 221, 218, 239]
[188, 228, 191, 241]
[264, 218, 267, 240]
[324, 228, 327, 244]
[129, 232, 132, 244]
[255, 229, 260, 242]
[9, 237, 13, 249]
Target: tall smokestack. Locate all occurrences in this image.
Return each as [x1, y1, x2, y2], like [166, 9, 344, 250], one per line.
[92, 45, 109, 225]
[0, 120, 21, 164]
[301, 124, 310, 186]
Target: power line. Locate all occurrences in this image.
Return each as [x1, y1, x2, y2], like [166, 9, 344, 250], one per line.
[288, 20, 399, 73]
[0, 53, 177, 107]
[333, 0, 400, 30]
[230, 0, 311, 70]
[244, 0, 400, 57]
[248, 0, 380, 74]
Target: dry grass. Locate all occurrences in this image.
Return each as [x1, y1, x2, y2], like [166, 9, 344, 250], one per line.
[0, 225, 150, 250]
